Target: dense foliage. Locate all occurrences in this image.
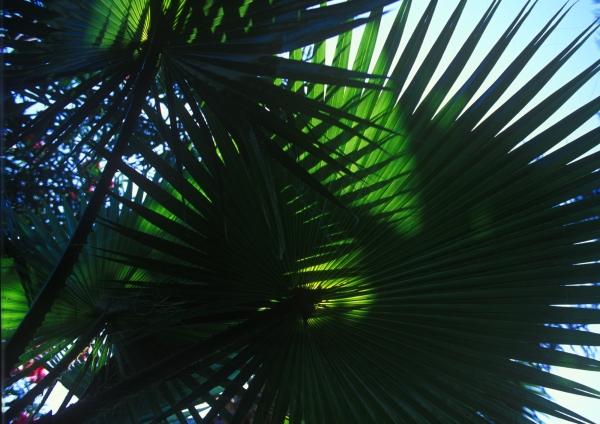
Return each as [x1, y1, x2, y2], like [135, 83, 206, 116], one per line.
[2, 0, 600, 423]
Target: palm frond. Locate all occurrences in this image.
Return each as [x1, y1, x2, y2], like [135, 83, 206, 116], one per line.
[3, 1, 600, 424]
[2, 0, 399, 375]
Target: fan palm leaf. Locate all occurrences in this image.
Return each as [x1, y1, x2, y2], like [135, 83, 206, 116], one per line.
[2, 0, 600, 423]
[2, 0, 398, 374]
[2, 186, 236, 422]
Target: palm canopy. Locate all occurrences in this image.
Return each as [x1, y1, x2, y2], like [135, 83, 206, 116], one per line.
[2, 0, 397, 375]
[2, 0, 600, 423]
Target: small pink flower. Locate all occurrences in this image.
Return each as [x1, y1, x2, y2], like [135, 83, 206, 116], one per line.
[27, 366, 48, 384]
[12, 412, 30, 424]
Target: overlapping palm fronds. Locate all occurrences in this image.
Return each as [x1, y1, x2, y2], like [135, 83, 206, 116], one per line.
[2, 0, 600, 423]
[2, 0, 398, 376]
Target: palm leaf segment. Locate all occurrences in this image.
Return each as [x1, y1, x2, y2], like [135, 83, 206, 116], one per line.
[3, 0, 600, 423]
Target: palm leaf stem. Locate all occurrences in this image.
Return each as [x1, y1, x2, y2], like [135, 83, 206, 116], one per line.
[2, 35, 162, 378]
